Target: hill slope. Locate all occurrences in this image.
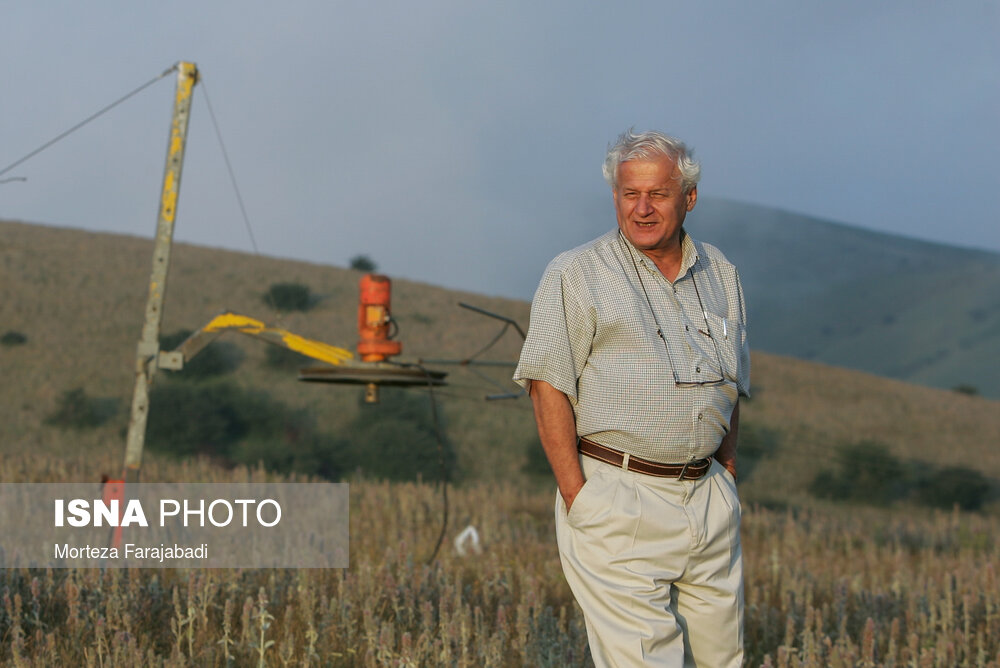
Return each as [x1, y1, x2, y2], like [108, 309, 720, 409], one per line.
[690, 198, 1000, 397]
[1, 219, 998, 503]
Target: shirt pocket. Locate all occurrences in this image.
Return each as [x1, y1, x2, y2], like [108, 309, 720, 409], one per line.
[704, 312, 745, 384]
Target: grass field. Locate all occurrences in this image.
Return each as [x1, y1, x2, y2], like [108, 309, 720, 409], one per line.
[1, 453, 998, 666]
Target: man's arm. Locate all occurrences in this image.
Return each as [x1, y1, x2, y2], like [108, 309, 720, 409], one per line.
[713, 400, 739, 480]
[529, 379, 586, 510]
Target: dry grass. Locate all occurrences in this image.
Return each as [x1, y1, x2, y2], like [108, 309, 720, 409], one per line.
[0, 453, 998, 666]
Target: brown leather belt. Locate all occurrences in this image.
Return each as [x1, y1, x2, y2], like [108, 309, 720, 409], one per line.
[578, 437, 712, 480]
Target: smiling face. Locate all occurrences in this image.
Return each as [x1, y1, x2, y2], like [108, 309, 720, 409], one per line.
[613, 154, 698, 263]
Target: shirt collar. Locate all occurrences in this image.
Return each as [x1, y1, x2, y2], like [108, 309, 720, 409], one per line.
[677, 230, 699, 279]
[617, 228, 699, 281]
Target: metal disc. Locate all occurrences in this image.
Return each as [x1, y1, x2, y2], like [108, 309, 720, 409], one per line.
[297, 364, 447, 386]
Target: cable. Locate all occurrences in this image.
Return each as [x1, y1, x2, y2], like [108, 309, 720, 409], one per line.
[199, 77, 261, 257]
[463, 322, 511, 362]
[417, 362, 450, 563]
[0, 65, 178, 179]
[198, 77, 289, 325]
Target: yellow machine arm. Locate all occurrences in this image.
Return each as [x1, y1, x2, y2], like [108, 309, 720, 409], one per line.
[158, 311, 354, 371]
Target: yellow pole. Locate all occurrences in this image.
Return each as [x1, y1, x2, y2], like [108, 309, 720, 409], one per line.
[122, 62, 198, 483]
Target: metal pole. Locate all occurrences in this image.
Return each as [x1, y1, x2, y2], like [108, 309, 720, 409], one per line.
[122, 62, 198, 483]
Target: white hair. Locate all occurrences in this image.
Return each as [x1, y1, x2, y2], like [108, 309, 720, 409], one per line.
[602, 128, 701, 193]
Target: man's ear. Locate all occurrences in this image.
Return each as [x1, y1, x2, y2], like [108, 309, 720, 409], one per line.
[686, 186, 698, 211]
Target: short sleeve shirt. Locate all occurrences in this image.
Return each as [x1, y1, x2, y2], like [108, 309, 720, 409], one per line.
[513, 229, 750, 463]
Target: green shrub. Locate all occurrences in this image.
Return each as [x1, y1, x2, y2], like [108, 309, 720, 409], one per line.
[914, 466, 992, 511]
[146, 379, 456, 483]
[45, 387, 119, 429]
[233, 431, 347, 480]
[522, 437, 550, 477]
[146, 380, 347, 479]
[264, 345, 314, 370]
[1, 330, 27, 346]
[160, 329, 244, 380]
[809, 469, 852, 501]
[339, 388, 456, 482]
[147, 381, 261, 458]
[809, 440, 909, 506]
[349, 255, 377, 272]
[264, 282, 315, 311]
[737, 421, 780, 482]
[811, 442, 995, 511]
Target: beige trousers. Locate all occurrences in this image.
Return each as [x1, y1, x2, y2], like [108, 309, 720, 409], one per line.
[555, 455, 744, 668]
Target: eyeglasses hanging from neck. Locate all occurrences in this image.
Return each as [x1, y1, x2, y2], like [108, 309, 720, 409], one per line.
[619, 231, 725, 387]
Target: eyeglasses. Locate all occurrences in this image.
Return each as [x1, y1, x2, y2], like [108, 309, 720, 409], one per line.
[621, 232, 726, 387]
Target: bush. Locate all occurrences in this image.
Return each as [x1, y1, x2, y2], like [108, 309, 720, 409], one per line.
[349, 255, 377, 272]
[146, 379, 457, 483]
[522, 437, 550, 477]
[914, 466, 992, 511]
[809, 440, 909, 506]
[1, 330, 27, 346]
[737, 421, 780, 482]
[160, 329, 244, 380]
[264, 345, 314, 370]
[45, 387, 119, 429]
[146, 380, 348, 479]
[264, 282, 315, 311]
[339, 388, 456, 482]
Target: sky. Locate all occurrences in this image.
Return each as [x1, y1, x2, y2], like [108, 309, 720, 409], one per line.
[2, 1, 998, 300]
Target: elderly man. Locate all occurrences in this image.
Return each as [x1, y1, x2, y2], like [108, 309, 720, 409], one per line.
[514, 129, 750, 667]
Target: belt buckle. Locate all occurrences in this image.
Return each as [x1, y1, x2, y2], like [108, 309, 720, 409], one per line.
[676, 459, 696, 480]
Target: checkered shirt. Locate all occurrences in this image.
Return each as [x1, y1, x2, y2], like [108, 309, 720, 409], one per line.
[514, 229, 750, 463]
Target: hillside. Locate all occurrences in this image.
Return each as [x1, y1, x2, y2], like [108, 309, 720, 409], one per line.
[690, 198, 1000, 397]
[1, 219, 998, 506]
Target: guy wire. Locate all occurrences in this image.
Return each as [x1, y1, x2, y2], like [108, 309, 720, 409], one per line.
[200, 77, 261, 257]
[0, 64, 178, 179]
[198, 77, 287, 324]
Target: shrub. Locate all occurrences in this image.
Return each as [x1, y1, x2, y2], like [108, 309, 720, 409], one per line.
[145, 379, 458, 482]
[160, 329, 244, 380]
[45, 387, 119, 429]
[233, 431, 347, 480]
[264, 345, 313, 370]
[264, 282, 314, 311]
[522, 437, 550, 477]
[1, 330, 27, 346]
[339, 388, 456, 482]
[809, 440, 909, 506]
[349, 254, 377, 272]
[809, 469, 852, 501]
[952, 384, 979, 396]
[914, 466, 992, 511]
[737, 421, 780, 482]
[146, 380, 347, 479]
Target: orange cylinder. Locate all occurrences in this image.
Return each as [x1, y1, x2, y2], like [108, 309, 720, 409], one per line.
[357, 274, 402, 362]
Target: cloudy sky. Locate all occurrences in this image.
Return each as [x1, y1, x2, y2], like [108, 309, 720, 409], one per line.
[2, 1, 997, 299]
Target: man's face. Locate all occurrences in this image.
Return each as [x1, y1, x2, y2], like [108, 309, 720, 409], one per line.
[613, 155, 697, 257]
